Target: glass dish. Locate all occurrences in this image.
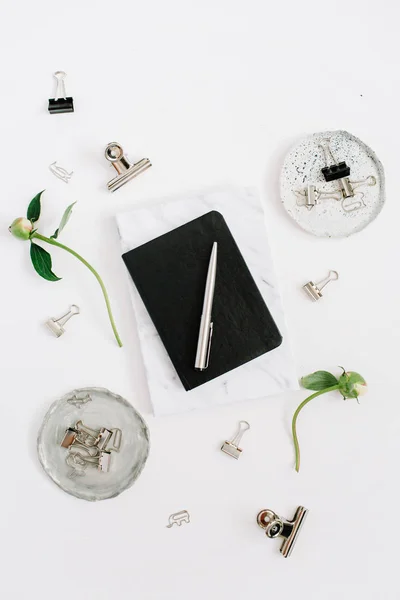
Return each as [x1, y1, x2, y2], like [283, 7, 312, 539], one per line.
[37, 387, 150, 501]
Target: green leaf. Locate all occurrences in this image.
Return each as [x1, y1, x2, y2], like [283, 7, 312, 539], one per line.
[51, 202, 76, 240]
[27, 190, 44, 223]
[30, 243, 61, 282]
[301, 371, 339, 391]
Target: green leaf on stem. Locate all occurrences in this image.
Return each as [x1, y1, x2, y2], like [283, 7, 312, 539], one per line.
[27, 190, 44, 223]
[50, 202, 76, 240]
[30, 242, 61, 282]
[301, 370, 338, 391]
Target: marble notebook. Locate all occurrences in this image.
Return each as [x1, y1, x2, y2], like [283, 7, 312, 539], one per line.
[116, 187, 298, 416]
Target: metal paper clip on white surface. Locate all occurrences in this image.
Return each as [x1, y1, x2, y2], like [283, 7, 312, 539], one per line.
[105, 142, 152, 192]
[257, 506, 309, 558]
[49, 161, 73, 183]
[166, 510, 191, 528]
[303, 270, 339, 301]
[221, 420, 250, 459]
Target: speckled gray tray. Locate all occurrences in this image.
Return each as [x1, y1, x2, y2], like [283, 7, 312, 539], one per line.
[37, 387, 150, 501]
[280, 130, 385, 237]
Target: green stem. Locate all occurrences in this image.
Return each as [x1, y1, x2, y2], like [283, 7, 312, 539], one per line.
[292, 385, 340, 473]
[33, 233, 122, 347]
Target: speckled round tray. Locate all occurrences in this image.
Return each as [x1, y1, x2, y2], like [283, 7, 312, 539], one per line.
[280, 130, 385, 237]
[37, 387, 150, 501]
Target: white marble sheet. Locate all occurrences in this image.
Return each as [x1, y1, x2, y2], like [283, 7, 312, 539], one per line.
[116, 187, 298, 416]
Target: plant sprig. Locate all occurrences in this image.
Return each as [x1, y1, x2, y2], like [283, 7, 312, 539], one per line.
[9, 191, 122, 347]
[292, 368, 367, 472]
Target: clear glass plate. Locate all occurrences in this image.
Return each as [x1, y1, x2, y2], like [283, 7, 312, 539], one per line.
[37, 387, 150, 501]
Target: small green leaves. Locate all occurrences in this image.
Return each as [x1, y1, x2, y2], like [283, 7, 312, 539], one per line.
[30, 242, 61, 282]
[51, 202, 76, 240]
[27, 190, 44, 223]
[301, 370, 339, 391]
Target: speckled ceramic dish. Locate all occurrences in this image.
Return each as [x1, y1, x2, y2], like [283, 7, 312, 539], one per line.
[280, 130, 385, 237]
[37, 387, 150, 501]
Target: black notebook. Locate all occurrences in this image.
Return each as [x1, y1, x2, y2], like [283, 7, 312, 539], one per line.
[122, 211, 282, 391]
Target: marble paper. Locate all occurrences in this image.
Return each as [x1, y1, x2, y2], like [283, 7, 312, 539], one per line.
[116, 187, 298, 416]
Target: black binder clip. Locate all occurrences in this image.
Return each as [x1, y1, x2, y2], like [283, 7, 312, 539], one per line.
[48, 71, 74, 114]
[319, 138, 352, 197]
[257, 506, 308, 558]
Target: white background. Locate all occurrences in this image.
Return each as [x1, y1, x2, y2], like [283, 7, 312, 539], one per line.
[0, 1, 399, 599]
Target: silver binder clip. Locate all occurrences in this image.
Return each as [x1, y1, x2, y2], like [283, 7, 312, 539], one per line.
[257, 506, 308, 558]
[104, 142, 151, 192]
[46, 304, 80, 337]
[74, 420, 102, 447]
[61, 419, 122, 477]
[166, 510, 191, 528]
[221, 420, 250, 459]
[61, 427, 79, 448]
[303, 270, 338, 301]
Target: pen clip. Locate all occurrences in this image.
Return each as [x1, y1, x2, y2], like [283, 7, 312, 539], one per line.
[205, 322, 213, 369]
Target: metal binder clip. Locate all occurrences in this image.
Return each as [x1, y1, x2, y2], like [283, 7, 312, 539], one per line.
[74, 420, 103, 447]
[104, 142, 151, 192]
[46, 304, 80, 337]
[48, 71, 74, 114]
[61, 427, 79, 448]
[166, 510, 191, 528]
[257, 506, 308, 558]
[319, 138, 351, 192]
[295, 184, 340, 210]
[49, 161, 73, 183]
[303, 270, 338, 301]
[221, 420, 250, 459]
[61, 419, 122, 477]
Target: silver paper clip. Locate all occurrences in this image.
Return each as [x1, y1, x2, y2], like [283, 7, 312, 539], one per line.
[257, 506, 309, 558]
[49, 161, 73, 183]
[67, 393, 92, 409]
[104, 142, 151, 192]
[166, 510, 191, 528]
[221, 420, 250, 459]
[303, 270, 338, 301]
[46, 304, 80, 337]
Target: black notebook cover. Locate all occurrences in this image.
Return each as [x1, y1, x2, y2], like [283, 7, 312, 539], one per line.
[122, 211, 282, 391]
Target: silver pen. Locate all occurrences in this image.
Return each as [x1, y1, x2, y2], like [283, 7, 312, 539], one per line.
[194, 242, 218, 371]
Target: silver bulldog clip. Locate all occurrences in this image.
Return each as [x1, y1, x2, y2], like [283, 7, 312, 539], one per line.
[104, 142, 151, 192]
[221, 420, 250, 459]
[257, 506, 308, 558]
[46, 304, 80, 337]
[303, 270, 338, 301]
